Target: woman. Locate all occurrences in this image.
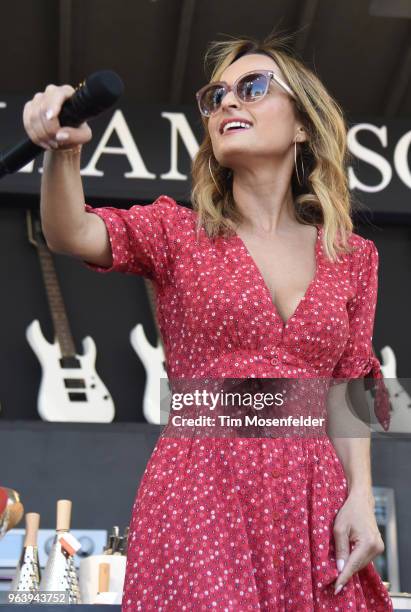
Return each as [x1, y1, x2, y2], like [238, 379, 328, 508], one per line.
[24, 31, 392, 611]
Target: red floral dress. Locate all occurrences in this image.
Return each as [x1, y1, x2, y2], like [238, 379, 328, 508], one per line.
[84, 195, 392, 611]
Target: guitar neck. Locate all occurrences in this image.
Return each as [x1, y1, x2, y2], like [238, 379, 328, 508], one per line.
[36, 243, 76, 357]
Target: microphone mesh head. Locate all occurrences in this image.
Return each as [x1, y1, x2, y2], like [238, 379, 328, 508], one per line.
[85, 70, 124, 108]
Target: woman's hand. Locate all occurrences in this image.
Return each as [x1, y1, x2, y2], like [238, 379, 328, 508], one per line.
[333, 490, 384, 595]
[23, 84, 92, 151]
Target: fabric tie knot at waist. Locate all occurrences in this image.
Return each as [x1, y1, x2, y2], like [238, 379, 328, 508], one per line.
[364, 356, 391, 432]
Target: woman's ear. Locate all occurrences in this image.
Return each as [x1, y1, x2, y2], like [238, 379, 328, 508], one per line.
[296, 126, 308, 143]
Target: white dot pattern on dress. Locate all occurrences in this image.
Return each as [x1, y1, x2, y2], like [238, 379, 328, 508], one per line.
[84, 195, 392, 611]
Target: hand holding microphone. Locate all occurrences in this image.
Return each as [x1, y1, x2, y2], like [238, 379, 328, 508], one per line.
[23, 84, 93, 152]
[0, 70, 124, 178]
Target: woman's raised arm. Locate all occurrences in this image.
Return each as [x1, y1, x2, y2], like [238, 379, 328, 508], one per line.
[23, 83, 112, 267]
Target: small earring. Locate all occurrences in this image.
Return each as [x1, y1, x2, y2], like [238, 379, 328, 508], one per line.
[294, 140, 305, 186]
[208, 155, 223, 196]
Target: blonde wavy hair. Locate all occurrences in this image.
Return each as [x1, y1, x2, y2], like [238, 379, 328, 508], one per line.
[191, 29, 358, 262]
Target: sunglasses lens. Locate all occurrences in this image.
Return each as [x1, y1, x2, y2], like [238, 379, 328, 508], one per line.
[237, 73, 269, 101]
[199, 85, 226, 116]
[197, 72, 271, 116]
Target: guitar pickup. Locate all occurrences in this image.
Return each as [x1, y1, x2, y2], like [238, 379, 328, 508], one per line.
[64, 378, 86, 389]
[60, 356, 81, 369]
[68, 392, 88, 402]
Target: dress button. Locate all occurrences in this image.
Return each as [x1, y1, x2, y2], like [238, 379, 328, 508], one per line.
[272, 469, 281, 478]
[273, 511, 280, 520]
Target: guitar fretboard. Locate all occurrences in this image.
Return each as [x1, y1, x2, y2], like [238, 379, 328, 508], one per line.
[36, 243, 76, 358]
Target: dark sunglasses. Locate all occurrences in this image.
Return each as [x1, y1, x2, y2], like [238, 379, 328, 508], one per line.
[196, 69, 297, 117]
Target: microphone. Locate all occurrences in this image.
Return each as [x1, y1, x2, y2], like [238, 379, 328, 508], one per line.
[0, 69, 124, 178]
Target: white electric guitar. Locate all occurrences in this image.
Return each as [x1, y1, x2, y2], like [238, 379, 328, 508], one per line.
[25, 210, 115, 423]
[130, 278, 169, 425]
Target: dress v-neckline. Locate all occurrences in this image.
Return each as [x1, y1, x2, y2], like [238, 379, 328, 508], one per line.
[234, 224, 323, 331]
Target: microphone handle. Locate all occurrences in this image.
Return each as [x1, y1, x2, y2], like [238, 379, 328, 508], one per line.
[0, 139, 43, 177]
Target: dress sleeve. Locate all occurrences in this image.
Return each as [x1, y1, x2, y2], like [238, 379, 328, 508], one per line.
[82, 195, 178, 286]
[330, 239, 391, 431]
